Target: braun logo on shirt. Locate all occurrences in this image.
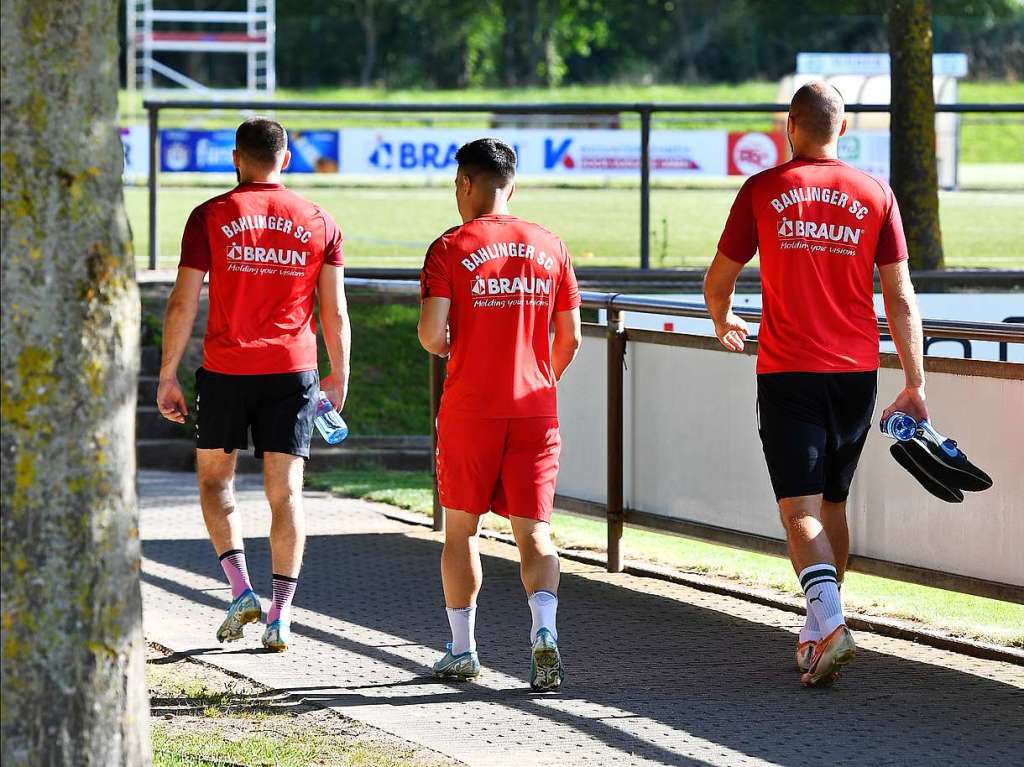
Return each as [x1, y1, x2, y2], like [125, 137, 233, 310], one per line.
[471, 276, 551, 297]
[226, 243, 309, 267]
[777, 217, 863, 245]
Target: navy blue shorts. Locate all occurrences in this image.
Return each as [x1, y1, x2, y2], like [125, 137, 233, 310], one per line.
[757, 371, 877, 503]
[195, 367, 318, 459]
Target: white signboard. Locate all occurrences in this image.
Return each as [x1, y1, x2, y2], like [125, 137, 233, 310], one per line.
[120, 126, 149, 178]
[339, 128, 728, 177]
[838, 130, 890, 180]
[796, 52, 968, 77]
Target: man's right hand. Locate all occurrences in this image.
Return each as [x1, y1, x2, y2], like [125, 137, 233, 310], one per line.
[882, 385, 928, 423]
[320, 371, 347, 413]
[157, 377, 188, 423]
[714, 312, 749, 352]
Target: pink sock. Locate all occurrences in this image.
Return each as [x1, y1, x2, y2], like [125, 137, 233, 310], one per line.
[218, 549, 253, 600]
[267, 574, 298, 624]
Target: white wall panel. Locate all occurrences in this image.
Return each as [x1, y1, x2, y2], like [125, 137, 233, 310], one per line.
[556, 335, 1024, 587]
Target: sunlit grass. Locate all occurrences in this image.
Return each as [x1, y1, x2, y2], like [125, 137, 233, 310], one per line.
[124, 183, 1023, 270]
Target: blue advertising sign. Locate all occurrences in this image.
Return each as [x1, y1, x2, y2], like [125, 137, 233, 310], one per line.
[287, 131, 340, 173]
[160, 130, 235, 172]
[159, 129, 340, 173]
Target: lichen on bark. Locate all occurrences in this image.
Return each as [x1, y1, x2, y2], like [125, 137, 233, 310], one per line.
[1, 0, 149, 764]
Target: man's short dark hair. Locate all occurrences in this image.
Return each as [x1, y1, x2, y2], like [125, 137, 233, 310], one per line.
[236, 117, 287, 165]
[455, 138, 517, 185]
[790, 82, 845, 143]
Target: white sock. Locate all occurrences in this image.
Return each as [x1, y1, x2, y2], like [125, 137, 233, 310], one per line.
[799, 564, 845, 636]
[446, 605, 476, 655]
[529, 590, 558, 643]
[799, 603, 822, 644]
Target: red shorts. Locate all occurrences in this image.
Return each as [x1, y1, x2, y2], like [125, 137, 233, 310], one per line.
[436, 414, 561, 522]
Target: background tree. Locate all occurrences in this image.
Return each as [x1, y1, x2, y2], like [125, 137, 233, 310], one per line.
[122, 1, 1024, 88]
[889, 0, 945, 270]
[351, 0, 381, 87]
[1, 0, 148, 763]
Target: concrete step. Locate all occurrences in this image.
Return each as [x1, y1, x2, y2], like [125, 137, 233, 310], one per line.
[237, 446, 430, 474]
[135, 438, 431, 474]
[340, 435, 431, 450]
[140, 347, 161, 376]
[138, 375, 159, 404]
[137, 439, 195, 472]
[136, 406, 190, 440]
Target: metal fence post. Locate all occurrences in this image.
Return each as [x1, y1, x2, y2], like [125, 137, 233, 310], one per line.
[639, 109, 652, 271]
[429, 353, 447, 533]
[147, 104, 160, 270]
[606, 306, 626, 572]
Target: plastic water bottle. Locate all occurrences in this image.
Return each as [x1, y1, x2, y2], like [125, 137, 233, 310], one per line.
[880, 411, 918, 442]
[313, 391, 348, 445]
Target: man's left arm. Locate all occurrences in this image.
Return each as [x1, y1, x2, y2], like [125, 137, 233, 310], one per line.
[318, 264, 350, 410]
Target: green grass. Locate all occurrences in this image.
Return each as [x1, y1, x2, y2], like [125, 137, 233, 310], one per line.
[959, 82, 1024, 165]
[147, 649, 449, 767]
[153, 728, 412, 767]
[125, 184, 1024, 270]
[306, 468, 1024, 648]
[322, 301, 429, 435]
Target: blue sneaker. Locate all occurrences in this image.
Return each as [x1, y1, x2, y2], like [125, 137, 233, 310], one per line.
[530, 628, 563, 691]
[261, 619, 291, 652]
[432, 643, 481, 680]
[215, 589, 262, 643]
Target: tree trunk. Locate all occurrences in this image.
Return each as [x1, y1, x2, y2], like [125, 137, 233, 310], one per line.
[1, 0, 148, 764]
[503, 0, 540, 86]
[354, 0, 378, 88]
[888, 0, 945, 270]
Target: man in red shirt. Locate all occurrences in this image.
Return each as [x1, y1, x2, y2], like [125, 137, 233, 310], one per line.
[157, 118, 350, 653]
[704, 83, 928, 687]
[418, 138, 582, 691]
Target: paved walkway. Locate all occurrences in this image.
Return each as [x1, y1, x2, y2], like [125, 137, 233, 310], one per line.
[139, 471, 1024, 767]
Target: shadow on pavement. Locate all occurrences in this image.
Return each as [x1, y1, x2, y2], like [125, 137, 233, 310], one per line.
[143, 532, 1024, 767]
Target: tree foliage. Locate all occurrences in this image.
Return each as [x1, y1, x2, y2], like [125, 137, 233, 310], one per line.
[120, 0, 1023, 89]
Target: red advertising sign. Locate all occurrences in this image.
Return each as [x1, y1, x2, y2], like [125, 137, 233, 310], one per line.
[727, 131, 788, 176]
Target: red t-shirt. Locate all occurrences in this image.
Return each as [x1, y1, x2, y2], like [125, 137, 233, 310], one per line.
[717, 157, 908, 374]
[179, 182, 343, 375]
[420, 214, 581, 419]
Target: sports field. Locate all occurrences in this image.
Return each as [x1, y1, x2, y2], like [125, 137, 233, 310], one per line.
[123, 81, 1023, 270]
[125, 183, 1024, 270]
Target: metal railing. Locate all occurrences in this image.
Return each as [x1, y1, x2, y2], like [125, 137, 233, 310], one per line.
[347, 277, 1024, 601]
[141, 99, 1024, 270]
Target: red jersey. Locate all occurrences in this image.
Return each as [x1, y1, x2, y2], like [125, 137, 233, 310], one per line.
[179, 182, 343, 375]
[717, 157, 908, 374]
[420, 214, 581, 419]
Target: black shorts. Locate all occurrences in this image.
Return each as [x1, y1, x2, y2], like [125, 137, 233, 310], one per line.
[195, 368, 319, 459]
[757, 371, 877, 503]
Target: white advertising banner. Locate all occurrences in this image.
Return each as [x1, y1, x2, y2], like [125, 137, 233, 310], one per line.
[124, 125, 951, 186]
[339, 128, 729, 177]
[120, 126, 149, 178]
[838, 130, 890, 180]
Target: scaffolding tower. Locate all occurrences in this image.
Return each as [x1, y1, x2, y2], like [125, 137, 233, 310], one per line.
[126, 0, 276, 96]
